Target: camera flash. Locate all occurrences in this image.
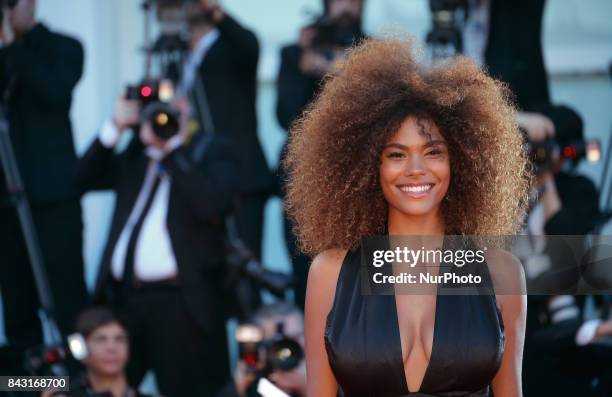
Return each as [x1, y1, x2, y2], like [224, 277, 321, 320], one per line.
[236, 324, 263, 343]
[67, 333, 88, 361]
[158, 79, 175, 102]
[586, 141, 601, 162]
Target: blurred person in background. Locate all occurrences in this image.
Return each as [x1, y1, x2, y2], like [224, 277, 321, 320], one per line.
[465, 1, 612, 393]
[0, 0, 88, 375]
[275, 0, 366, 310]
[463, 0, 558, 144]
[75, 92, 236, 397]
[42, 307, 156, 397]
[181, 0, 273, 266]
[511, 106, 612, 396]
[217, 302, 306, 397]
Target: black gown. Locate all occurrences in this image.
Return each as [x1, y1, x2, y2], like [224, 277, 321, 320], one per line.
[325, 239, 505, 397]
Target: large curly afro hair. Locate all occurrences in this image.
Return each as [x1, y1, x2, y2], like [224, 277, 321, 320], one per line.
[283, 37, 531, 257]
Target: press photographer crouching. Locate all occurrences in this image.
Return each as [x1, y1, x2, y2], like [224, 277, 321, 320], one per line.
[75, 91, 237, 396]
[216, 302, 306, 397]
[42, 307, 155, 397]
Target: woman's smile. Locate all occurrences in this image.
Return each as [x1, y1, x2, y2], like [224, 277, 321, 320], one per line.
[396, 183, 436, 199]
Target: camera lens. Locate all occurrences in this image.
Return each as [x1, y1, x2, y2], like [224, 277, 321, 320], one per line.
[141, 102, 180, 140]
[267, 337, 303, 371]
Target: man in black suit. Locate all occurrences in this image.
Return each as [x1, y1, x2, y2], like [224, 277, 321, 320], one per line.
[76, 94, 236, 396]
[275, 0, 366, 309]
[0, 0, 88, 374]
[182, 0, 273, 263]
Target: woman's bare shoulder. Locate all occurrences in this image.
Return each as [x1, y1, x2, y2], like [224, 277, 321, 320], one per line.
[306, 248, 349, 312]
[485, 248, 527, 315]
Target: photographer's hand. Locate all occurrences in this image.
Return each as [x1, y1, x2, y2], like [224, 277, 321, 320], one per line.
[537, 171, 561, 222]
[234, 361, 257, 397]
[299, 49, 333, 77]
[199, 0, 225, 24]
[594, 320, 612, 340]
[113, 95, 140, 132]
[1, 6, 15, 45]
[268, 361, 307, 397]
[517, 111, 555, 142]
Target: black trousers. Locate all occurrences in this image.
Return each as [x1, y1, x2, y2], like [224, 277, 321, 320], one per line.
[233, 191, 269, 315]
[234, 191, 269, 261]
[282, 207, 310, 311]
[0, 200, 88, 375]
[118, 283, 230, 397]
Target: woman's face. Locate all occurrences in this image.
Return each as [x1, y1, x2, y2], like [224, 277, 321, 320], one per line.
[83, 322, 129, 377]
[379, 116, 450, 219]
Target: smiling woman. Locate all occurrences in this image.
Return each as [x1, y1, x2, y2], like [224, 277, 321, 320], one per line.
[379, 117, 450, 227]
[283, 37, 530, 397]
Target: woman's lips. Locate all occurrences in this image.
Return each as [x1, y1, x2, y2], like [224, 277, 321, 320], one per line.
[396, 183, 434, 199]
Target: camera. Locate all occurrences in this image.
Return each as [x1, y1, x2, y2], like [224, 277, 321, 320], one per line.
[121, 1, 196, 141]
[0, 0, 18, 22]
[23, 333, 87, 376]
[236, 321, 304, 375]
[125, 79, 181, 140]
[527, 104, 601, 173]
[530, 138, 601, 174]
[426, 0, 467, 60]
[309, 15, 361, 56]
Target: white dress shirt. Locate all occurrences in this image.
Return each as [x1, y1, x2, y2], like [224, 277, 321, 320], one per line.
[99, 120, 179, 281]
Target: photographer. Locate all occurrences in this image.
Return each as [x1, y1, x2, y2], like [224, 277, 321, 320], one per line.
[520, 107, 612, 396]
[275, 0, 366, 310]
[42, 307, 155, 397]
[276, 0, 366, 131]
[75, 93, 236, 397]
[180, 0, 273, 263]
[0, 0, 88, 375]
[217, 302, 306, 397]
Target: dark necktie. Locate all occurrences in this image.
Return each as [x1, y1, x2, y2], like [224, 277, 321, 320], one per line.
[121, 170, 162, 295]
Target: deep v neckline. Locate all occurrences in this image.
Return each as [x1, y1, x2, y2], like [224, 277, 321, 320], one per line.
[391, 249, 444, 394]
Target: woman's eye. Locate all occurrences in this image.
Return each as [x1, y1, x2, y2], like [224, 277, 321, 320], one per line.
[387, 151, 404, 159]
[426, 149, 443, 156]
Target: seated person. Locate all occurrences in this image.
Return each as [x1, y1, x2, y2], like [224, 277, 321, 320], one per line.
[42, 307, 156, 397]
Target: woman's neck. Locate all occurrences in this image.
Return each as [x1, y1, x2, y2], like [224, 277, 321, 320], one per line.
[87, 371, 130, 397]
[387, 208, 445, 236]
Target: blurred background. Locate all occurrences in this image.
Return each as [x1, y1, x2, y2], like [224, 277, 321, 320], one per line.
[0, 0, 611, 396]
[22, 0, 612, 291]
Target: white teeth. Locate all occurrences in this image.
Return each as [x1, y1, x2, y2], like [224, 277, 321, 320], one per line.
[399, 185, 432, 193]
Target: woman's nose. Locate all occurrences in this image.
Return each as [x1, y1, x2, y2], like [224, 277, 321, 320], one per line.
[403, 154, 426, 177]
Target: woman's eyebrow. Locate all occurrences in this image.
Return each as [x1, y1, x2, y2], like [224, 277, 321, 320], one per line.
[383, 140, 447, 150]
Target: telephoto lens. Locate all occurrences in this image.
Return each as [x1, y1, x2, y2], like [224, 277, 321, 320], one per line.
[265, 323, 304, 372]
[141, 102, 181, 140]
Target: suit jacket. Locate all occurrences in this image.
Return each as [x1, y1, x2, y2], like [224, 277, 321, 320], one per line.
[196, 14, 273, 195]
[0, 23, 83, 204]
[276, 44, 322, 133]
[75, 133, 238, 331]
